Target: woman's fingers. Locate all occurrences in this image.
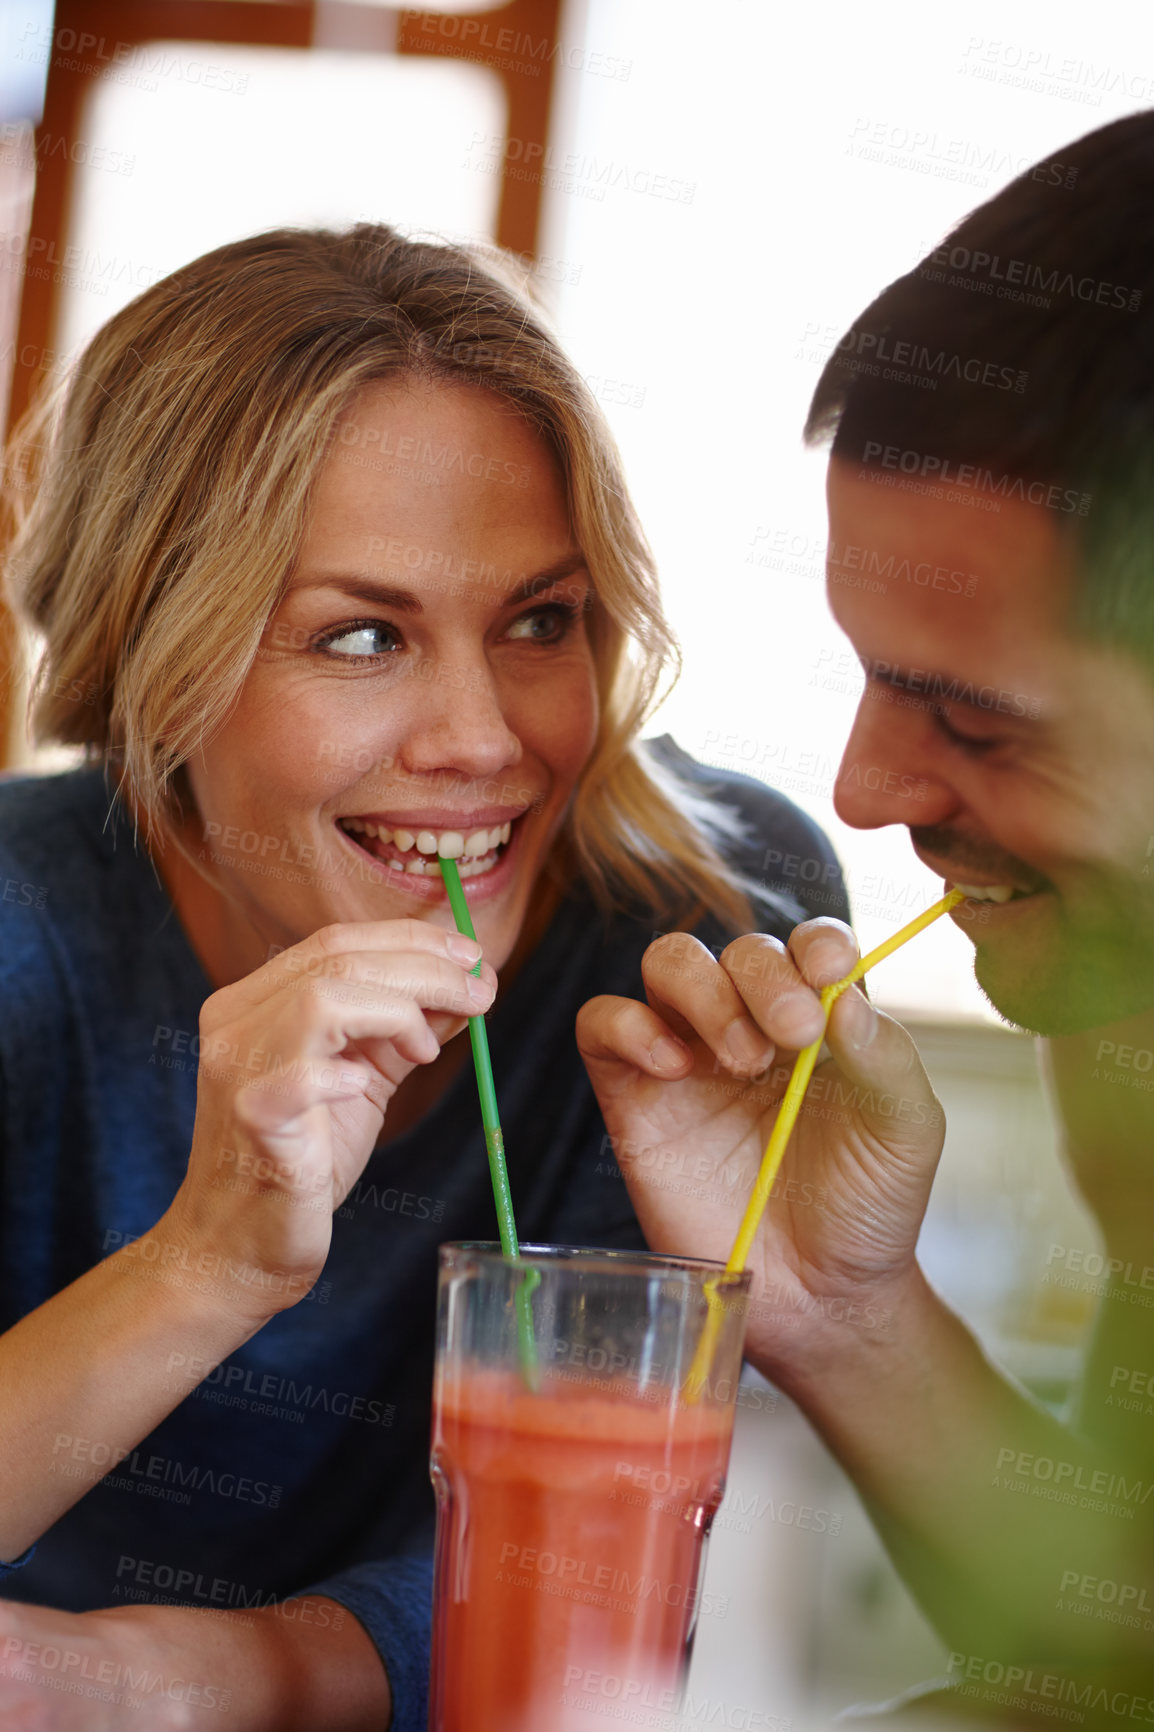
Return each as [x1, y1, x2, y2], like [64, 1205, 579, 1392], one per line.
[212, 919, 486, 1016]
[201, 948, 494, 1076]
[183, 938, 496, 1271]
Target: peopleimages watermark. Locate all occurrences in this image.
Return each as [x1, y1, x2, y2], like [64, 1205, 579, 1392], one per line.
[991, 1443, 1154, 1518]
[51, 1431, 282, 1508]
[796, 318, 1028, 394]
[959, 36, 1154, 106]
[3, 232, 158, 299]
[610, 1459, 841, 1539]
[114, 1555, 346, 1627]
[1, 877, 48, 909]
[1090, 1038, 1154, 1095]
[405, 9, 633, 81]
[101, 1224, 332, 1308]
[699, 728, 929, 803]
[332, 418, 531, 486]
[918, 242, 1141, 312]
[166, 1350, 397, 1429]
[0, 121, 135, 177]
[547, 1328, 771, 1412]
[845, 118, 1081, 194]
[947, 1649, 1154, 1722]
[0, 1636, 231, 1713]
[859, 442, 1093, 515]
[1042, 1247, 1154, 1311]
[593, 1131, 831, 1219]
[1108, 1363, 1154, 1411]
[495, 1541, 729, 1619]
[15, 22, 250, 94]
[462, 131, 696, 205]
[1058, 1566, 1154, 1617]
[558, 1667, 792, 1729]
[858, 653, 1041, 718]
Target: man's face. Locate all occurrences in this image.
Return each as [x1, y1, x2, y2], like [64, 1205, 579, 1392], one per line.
[825, 457, 1154, 1034]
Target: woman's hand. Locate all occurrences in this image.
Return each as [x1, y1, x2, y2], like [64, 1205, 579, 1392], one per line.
[576, 919, 946, 1378]
[158, 920, 495, 1326]
[0, 918, 493, 1561]
[0, 1592, 388, 1731]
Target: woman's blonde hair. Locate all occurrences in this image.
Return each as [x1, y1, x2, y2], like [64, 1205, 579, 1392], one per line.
[3, 224, 756, 930]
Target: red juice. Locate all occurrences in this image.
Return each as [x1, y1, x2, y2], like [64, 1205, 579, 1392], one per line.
[429, 1368, 735, 1732]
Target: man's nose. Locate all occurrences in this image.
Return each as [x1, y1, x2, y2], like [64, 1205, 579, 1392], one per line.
[833, 686, 958, 830]
[396, 657, 523, 779]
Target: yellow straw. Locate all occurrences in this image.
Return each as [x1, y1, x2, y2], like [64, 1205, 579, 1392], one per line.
[684, 889, 965, 1400]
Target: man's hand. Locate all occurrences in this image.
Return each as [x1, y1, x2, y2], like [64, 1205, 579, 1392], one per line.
[0, 1593, 389, 1730]
[576, 919, 946, 1378]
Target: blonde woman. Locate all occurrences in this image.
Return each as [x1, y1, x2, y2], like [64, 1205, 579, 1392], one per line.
[0, 225, 849, 1729]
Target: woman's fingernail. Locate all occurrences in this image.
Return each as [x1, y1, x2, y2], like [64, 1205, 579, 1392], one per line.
[448, 933, 483, 966]
[724, 1018, 769, 1067]
[466, 973, 495, 1006]
[650, 1035, 690, 1073]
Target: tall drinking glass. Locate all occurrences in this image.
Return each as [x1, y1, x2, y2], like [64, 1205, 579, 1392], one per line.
[429, 1243, 751, 1732]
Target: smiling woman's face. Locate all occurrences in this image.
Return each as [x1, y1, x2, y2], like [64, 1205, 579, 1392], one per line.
[171, 376, 599, 982]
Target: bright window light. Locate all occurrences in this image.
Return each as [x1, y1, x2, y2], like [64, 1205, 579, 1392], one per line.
[55, 44, 505, 358]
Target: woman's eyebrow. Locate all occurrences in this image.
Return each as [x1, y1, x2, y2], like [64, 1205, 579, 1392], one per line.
[293, 553, 589, 614]
[504, 554, 589, 605]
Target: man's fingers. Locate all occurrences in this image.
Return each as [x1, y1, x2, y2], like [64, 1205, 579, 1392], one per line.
[638, 935, 775, 1074]
[576, 994, 693, 1082]
[722, 920, 862, 1055]
[785, 918, 861, 990]
[825, 989, 943, 1148]
[643, 930, 839, 1074]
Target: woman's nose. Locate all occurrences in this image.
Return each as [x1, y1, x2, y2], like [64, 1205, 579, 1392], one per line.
[833, 687, 958, 831]
[395, 658, 523, 780]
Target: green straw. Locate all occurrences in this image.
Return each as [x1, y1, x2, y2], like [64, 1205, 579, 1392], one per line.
[439, 855, 538, 1387]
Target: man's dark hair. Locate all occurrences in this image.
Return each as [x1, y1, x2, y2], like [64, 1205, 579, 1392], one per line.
[804, 111, 1154, 653]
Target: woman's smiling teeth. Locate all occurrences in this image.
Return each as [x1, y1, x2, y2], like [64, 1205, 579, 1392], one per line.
[339, 817, 513, 878]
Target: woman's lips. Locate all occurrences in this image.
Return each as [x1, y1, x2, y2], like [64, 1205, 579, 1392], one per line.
[339, 816, 512, 875]
[333, 812, 525, 898]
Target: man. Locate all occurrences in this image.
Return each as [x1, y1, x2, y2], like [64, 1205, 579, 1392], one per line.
[579, 110, 1154, 1712]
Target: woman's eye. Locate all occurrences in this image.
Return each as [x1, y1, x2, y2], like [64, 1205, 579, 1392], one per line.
[319, 621, 401, 659]
[506, 605, 574, 644]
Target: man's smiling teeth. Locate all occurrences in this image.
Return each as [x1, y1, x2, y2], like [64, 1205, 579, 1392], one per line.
[340, 818, 512, 879]
[951, 881, 1017, 904]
